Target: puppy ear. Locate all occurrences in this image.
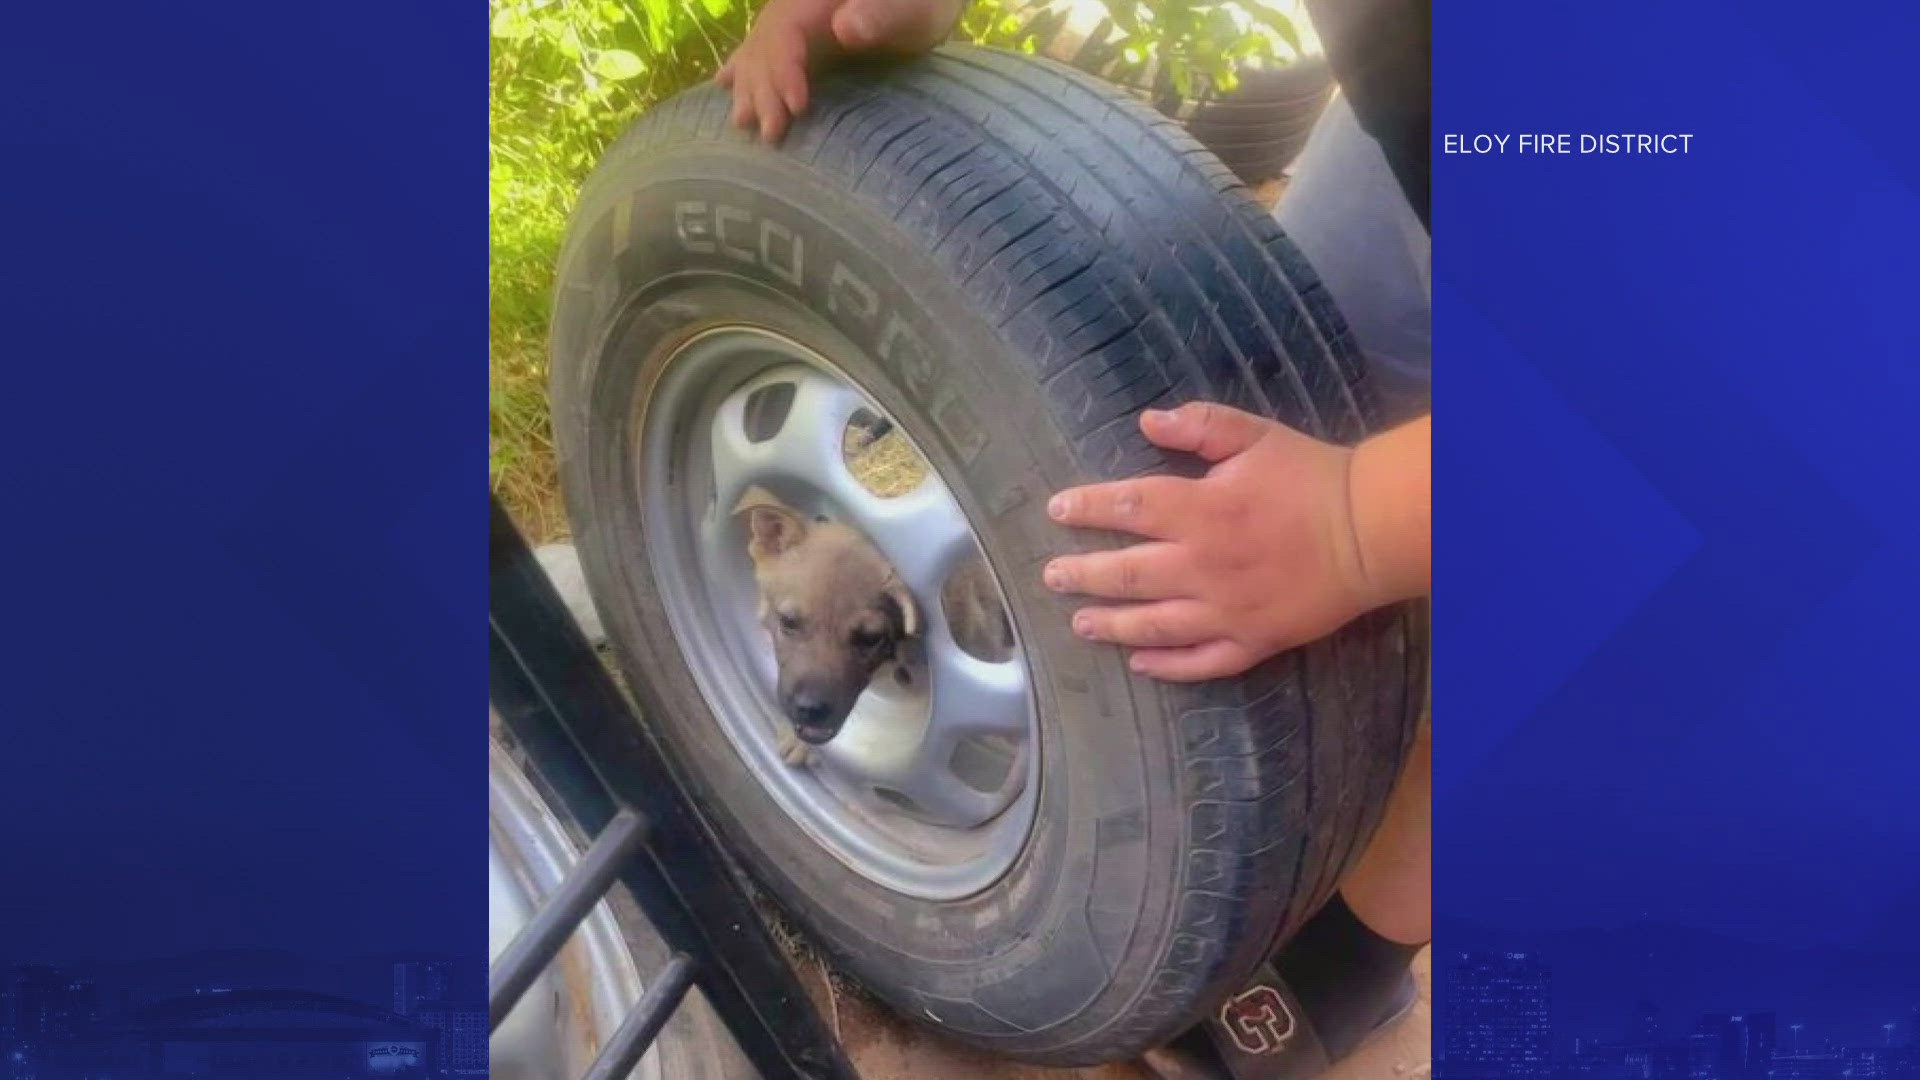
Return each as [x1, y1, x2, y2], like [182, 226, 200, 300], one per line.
[740, 503, 807, 561]
[734, 487, 807, 560]
[883, 576, 920, 638]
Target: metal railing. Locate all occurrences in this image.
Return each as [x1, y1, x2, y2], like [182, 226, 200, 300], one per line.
[488, 497, 856, 1080]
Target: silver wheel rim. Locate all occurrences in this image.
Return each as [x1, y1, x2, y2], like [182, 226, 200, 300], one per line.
[638, 326, 1039, 900]
[489, 736, 661, 1080]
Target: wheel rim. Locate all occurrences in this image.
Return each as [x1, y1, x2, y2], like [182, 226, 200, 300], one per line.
[638, 325, 1039, 900]
[489, 737, 660, 1080]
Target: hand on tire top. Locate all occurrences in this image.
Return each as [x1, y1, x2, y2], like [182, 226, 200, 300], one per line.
[716, 0, 967, 142]
[1045, 403, 1431, 682]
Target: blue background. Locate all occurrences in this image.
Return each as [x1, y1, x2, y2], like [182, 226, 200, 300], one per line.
[1436, 0, 1919, 1052]
[0, 2, 479, 969]
[1, 0, 1914, 1060]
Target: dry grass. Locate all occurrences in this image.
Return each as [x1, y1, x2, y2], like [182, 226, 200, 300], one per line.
[843, 425, 928, 497]
[491, 333, 569, 544]
[1252, 173, 1289, 209]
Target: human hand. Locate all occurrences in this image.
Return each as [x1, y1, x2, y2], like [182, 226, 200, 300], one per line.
[715, 0, 966, 142]
[1043, 403, 1429, 682]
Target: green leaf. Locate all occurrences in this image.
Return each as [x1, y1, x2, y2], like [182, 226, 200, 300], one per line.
[1169, 56, 1193, 99]
[490, 7, 536, 39]
[1240, 0, 1301, 53]
[699, 0, 732, 18]
[1207, 7, 1239, 43]
[592, 48, 646, 80]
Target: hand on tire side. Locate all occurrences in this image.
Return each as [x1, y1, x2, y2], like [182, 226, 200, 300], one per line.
[1044, 403, 1431, 682]
[715, 0, 966, 143]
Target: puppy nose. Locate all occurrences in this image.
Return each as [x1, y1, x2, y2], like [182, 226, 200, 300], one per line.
[788, 696, 832, 725]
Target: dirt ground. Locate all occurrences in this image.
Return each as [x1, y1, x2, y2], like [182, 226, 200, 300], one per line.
[793, 945, 1430, 1080]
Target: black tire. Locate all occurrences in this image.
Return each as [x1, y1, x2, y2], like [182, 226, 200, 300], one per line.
[549, 47, 1424, 1065]
[1184, 57, 1336, 184]
[1024, 11, 1335, 184]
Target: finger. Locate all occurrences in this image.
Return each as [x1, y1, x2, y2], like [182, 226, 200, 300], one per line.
[715, 57, 735, 87]
[1126, 639, 1259, 682]
[754, 77, 787, 142]
[772, 61, 809, 118]
[1071, 600, 1214, 649]
[833, 0, 960, 51]
[1048, 476, 1193, 539]
[1044, 543, 1189, 601]
[1141, 401, 1269, 462]
[729, 66, 756, 129]
[831, 0, 910, 49]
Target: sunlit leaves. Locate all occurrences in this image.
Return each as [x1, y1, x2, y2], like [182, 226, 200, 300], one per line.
[965, 0, 1310, 105]
[490, 7, 536, 39]
[591, 48, 645, 79]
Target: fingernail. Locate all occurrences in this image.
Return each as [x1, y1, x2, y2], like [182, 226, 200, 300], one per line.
[1043, 563, 1064, 590]
[1128, 653, 1148, 673]
[1049, 494, 1069, 520]
[842, 9, 875, 43]
[1072, 612, 1093, 637]
[1143, 408, 1170, 425]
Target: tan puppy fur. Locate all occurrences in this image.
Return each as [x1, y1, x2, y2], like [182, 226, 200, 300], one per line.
[735, 487, 1017, 766]
[736, 488, 918, 763]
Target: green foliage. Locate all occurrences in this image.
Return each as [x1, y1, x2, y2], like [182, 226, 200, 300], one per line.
[960, 0, 1311, 98]
[490, 0, 750, 534]
[489, 0, 749, 347]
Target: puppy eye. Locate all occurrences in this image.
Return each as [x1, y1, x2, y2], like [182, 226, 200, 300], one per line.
[777, 613, 803, 634]
[849, 627, 884, 650]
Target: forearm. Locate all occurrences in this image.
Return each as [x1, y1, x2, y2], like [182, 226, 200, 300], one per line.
[1348, 414, 1430, 604]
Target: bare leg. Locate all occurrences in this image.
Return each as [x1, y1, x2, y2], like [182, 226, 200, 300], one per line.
[1338, 721, 1431, 945]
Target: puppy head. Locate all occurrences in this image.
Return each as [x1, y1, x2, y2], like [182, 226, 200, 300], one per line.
[737, 493, 918, 744]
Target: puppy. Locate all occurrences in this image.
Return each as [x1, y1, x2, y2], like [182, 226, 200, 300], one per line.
[736, 488, 920, 765]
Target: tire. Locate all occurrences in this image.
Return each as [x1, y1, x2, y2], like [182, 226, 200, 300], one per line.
[489, 726, 754, 1080]
[1183, 58, 1336, 185]
[549, 46, 1425, 1065]
[1025, 11, 1336, 184]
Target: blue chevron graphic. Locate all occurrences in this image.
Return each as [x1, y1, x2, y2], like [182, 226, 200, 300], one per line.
[1436, 0, 1920, 949]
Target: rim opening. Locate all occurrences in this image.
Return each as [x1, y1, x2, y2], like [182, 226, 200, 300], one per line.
[637, 324, 1039, 900]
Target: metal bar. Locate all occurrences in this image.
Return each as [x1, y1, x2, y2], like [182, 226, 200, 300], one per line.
[579, 953, 698, 1080]
[488, 498, 857, 1080]
[489, 808, 650, 1029]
